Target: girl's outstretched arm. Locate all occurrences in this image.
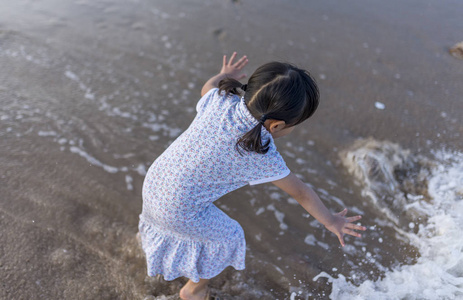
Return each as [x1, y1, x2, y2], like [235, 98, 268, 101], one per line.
[272, 173, 366, 247]
[200, 52, 248, 97]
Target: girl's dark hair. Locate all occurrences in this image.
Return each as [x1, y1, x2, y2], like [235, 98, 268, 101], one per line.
[218, 62, 320, 154]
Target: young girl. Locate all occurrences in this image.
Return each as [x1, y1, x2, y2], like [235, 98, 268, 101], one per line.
[139, 52, 366, 300]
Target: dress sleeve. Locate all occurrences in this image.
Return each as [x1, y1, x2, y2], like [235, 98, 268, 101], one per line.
[196, 88, 219, 113]
[247, 147, 291, 185]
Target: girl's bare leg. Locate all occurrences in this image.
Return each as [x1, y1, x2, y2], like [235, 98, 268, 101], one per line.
[179, 278, 210, 300]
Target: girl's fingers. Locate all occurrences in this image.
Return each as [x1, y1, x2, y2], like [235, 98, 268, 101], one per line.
[228, 52, 237, 65]
[223, 55, 227, 67]
[346, 215, 362, 223]
[338, 208, 348, 217]
[337, 233, 345, 247]
[345, 222, 367, 231]
[235, 56, 248, 68]
[343, 228, 362, 238]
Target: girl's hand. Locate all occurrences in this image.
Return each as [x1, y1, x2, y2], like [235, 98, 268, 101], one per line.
[325, 208, 366, 247]
[200, 52, 248, 96]
[220, 52, 248, 80]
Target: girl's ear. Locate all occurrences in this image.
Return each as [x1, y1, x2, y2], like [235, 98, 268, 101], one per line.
[267, 120, 286, 134]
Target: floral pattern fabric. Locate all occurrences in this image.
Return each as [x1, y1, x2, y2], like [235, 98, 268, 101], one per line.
[139, 88, 290, 283]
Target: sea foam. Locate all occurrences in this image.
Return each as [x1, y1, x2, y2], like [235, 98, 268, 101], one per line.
[315, 140, 463, 299]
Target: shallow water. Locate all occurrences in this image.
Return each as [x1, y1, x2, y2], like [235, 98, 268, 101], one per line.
[1, 0, 462, 299]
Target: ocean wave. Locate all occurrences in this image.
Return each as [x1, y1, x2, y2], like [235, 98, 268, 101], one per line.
[315, 139, 463, 299]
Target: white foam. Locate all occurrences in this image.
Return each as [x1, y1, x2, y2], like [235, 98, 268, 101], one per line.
[287, 198, 299, 205]
[142, 122, 182, 138]
[70, 146, 119, 173]
[269, 192, 281, 200]
[295, 158, 306, 165]
[135, 164, 147, 176]
[65, 70, 79, 81]
[374, 102, 385, 110]
[275, 266, 285, 275]
[57, 138, 67, 145]
[304, 234, 316, 246]
[318, 148, 463, 299]
[266, 204, 288, 230]
[38, 130, 57, 137]
[125, 175, 133, 191]
[64, 69, 96, 101]
[255, 207, 265, 216]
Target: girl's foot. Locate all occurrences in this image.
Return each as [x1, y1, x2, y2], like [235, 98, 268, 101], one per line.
[179, 279, 210, 300]
[179, 287, 209, 300]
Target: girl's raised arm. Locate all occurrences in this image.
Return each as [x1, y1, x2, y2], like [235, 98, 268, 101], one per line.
[200, 52, 248, 97]
[272, 173, 366, 247]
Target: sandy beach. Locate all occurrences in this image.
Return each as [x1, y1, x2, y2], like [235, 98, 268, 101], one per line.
[1, 0, 462, 299]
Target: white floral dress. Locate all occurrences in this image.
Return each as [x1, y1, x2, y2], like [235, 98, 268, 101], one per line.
[139, 88, 290, 282]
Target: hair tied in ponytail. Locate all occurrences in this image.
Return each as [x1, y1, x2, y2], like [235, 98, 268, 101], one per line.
[241, 84, 247, 92]
[259, 114, 268, 125]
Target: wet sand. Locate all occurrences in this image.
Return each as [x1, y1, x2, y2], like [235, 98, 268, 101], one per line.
[1, 0, 462, 299]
